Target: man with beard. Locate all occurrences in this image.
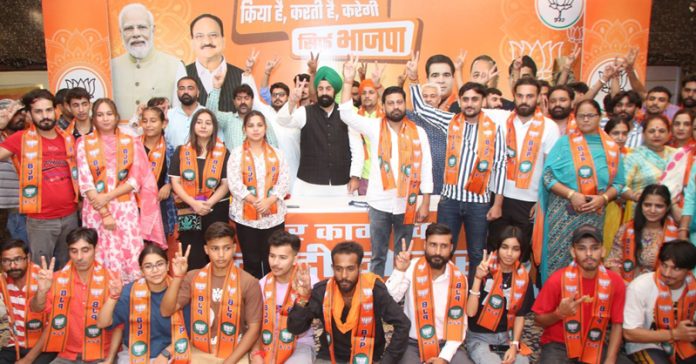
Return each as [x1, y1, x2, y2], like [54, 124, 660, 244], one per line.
[623, 240, 696, 363]
[0, 240, 56, 363]
[547, 85, 576, 135]
[277, 66, 363, 197]
[386, 223, 472, 364]
[61, 87, 92, 139]
[177, 13, 246, 113]
[533, 225, 629, 364]
[679, 75, 696, 114]
[644, 86, 674, 118]
[288, 241, 410, 364]
[611, 90, 643, 148]
[484, 88, 504, 109]
[339, 58, 432, 277]
[293, 73, 313, 107]
[485, 78, 560, 264]
[54, 89, 73, 129]
[111, 3, 184, 118]
[0, 101, 29, 243]
[165, 76, 205, 149]
[0, 89, 79, 270]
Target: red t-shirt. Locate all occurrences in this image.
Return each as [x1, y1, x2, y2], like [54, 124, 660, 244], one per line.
[532, 267, 626, 345]
[1, 130, 76, 219]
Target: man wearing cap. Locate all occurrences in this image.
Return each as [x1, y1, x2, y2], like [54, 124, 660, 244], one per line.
[277, 65, 363, 197]
[532, 225, 630, 364]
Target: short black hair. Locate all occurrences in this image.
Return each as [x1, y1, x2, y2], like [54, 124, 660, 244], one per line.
[331, 241, 364, 266]
[425, 223, 452, 240]
[55, 88, 70, 105]
[603, 116, 630, 134]
[538, 79, 551, 89]
[485, 87, 502, 97]
[1, 239, 29, 255]
[204, 222, 236, 242]
[567, 82, 589, 95]
[177, 76, 198, 88]
[603, 94, 614, 115]
[612, 90, 643, 109]
[190, 13, 224, 37]
[425, 54, 455, 76]
[66, 227, 98, 247]
[548, 85, 575, 101]
[138, 242, 168, 266]
[352, 80, 360, 88]
[647, 85, 672, 100]
[658, 240, 696, 270]
[681, 74, 696, 88]
[513, 77, 540, 94]
[268, 230, 301, 253]
[381, 86, 405, 104]
[22, 89, 55, 109]
[65, 87, 91, 105]
[294, 74, 310, 83]
[509, 55, 537, 78]
[232, 84, 254, 99]
[270, 82, 289, 96]
[147, 97, 168, 108]
[574, 99, 602, 116]
[458, 82, 486, 98]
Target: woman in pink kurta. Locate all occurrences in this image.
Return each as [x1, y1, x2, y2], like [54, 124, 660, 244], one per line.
[76, 98, 164, 282]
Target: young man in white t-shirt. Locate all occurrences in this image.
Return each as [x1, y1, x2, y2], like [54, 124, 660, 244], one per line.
[251, 230, 317, 363]
[623, 240, 696, 364]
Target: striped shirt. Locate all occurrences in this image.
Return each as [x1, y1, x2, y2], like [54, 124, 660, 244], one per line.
[4, 282, 26, 348]
[411, 84, 506, 203]
[626, 119, 643, 148]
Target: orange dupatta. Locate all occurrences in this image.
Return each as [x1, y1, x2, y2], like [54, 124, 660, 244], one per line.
[377, 117, 422, 224]
[241, 140, 279, 220]
[83, 129, 134, 202]
[412, 257, 467, 361]
[444, 112, 497, 194]
[142, 135, 166, 181]
[322, 273, 379, 364]
[619, 217, 680, 282]
[505, 109, 546, 189]
[260, 270, 300, 364]
[179, 138, 226, 199]
[654, 270, 696, 362]
[568, 129, 620, 196]
[476, 254, 529, 332]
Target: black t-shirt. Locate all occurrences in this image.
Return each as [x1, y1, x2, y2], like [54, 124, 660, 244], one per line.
[144, 145, 168, 189]
[468, 271, 534, 333]
[168, 145, 230, 199]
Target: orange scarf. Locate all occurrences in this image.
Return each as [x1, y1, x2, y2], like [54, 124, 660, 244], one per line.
[83, 129, 134, 203]
[619, 218, 679, 282]
[561, 263, 614, 364]
[44, 262, 109, 361]
[322, 273, 379, 364]
[0, 263, 44, 358]
[179, 138, 226, 199]
[143, 135, 166, 181]
[505, 109, 546, 189]
[241, 140, 279, 220]
[568, 129, 620, 195]
[565, 114, 577, 135]
[377, 117, 422, 224]
[261, 270, 299, 364]
[191, 263, 241, 358]
[444, 112, 497, 194]
[439, 92, 457, 112]
[654, 270, 696, 362]
[18, 123, 78, 214]
[129, 278, 190, 363]
[412, 257, 467, 361]
[476, 254, 529, 332]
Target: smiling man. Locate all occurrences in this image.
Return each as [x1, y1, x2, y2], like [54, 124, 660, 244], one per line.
[111, 2, 184, 118]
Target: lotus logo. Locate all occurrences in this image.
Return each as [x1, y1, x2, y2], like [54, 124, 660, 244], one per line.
[489, 295, 504, 309]
[134, 288, 147, 298]
[96, 181, 105, 192]
[658, 291, 669, 298]
[27, 319, 42, 330]
[363, 288, 372, 297]
[416, 276, 428, 284]
[182, 170, 195, 181]
[153, 152, 162, 159]
[131, 341, 147, 356]
[213, 150, 223, 156]
[361, 317, 373, 325]
[134, 304, 147, 313]
[26, 140, 38, 147]
[598, 279, 610, 287]
[326, 333, 332, 344]
[598, 293, 609, 301]
[25, 151, 37, 160]
[71, 167, 78, 180]
[195, 283, 206, 290]
[420, 324, 435, 339]
[519, 161, 532, 173]
[506, 147, 516, 158]
[403, 164, 412, 177]
[515, 279, 526, 287]
[88, 149, 100, 157]
[91, 288, 103, 296]
[578, 166, 592, 178]
[588, 328, 602, 341]
[85, 325, 101, 338]
[659, 305, 672, 312]
[408, 193, 417, 205]
[447, 156, 457, 167]
[248, 186, 257, 196]
[477, 161, 489, 172]
[193, 320, 208, 335]
[565, 271, 577, 279]
[448, 306, 463, 319]
[118, 169, 129, 181]
[280, 329, 294, 343]
[383, 162, 391, 173]
[66, 78, 97, 96]
[565, 285, 577, 293]
[417, 289, 429, 297]
[221, 322, 236, 336]
[22, 186, 38, 198]
[52, 315, 67, 329]
[206, 178, 218, 189]
[175, 338, 188, 353]
[536, 0, 584, 30]
[662, 342, 674, 355]
[353, 354, 369, 364]
[262, 330, 273, 344]
[565, 320, 580, 333]
[57, 277, 69, 285]
[623, 260, 633, 272]
[362, 303, 373, 311]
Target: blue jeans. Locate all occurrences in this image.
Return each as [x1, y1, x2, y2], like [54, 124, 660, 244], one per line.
[436, 196, 489, 281]
[7, 210, 28, 244]
[368, 206, 414, 277]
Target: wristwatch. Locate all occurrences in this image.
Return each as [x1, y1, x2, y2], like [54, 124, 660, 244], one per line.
[160, 348, 172, 360]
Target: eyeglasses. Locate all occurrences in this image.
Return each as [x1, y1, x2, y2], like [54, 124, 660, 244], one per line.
[1, 256, 27, 266]
[193, 32, 221, 41]
[577, 113, 599, 120]
[142, 261, 167, 273]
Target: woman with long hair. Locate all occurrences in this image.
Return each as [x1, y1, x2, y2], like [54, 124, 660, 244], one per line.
[602, 117, 632, 252]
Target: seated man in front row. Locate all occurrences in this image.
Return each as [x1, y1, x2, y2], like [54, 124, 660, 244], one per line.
[288, 241, 410, 363]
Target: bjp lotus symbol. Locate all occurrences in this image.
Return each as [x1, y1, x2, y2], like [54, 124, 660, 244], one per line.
[549, 0, 575, 23]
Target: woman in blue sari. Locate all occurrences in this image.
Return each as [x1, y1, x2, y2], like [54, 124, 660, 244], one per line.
[534, 99, 625, 283]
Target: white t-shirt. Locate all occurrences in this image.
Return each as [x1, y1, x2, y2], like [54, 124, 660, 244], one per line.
[623, 272, 689, 355]
[484, 109, 560, 202]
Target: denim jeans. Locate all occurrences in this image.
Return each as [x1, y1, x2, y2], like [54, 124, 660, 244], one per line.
[6, 210, 28, 244]
[368, 206, 415, 277]
[436, 196, 489, 281]
[465, 330, 529, 364]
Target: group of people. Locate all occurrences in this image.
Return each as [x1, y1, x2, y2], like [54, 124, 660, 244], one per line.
[0, 6, 694, 363]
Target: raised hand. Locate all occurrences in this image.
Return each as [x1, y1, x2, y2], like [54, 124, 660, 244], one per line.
[37, 256, 55, 294]
[212, 66, 228, 90]
[264, 55, 281, 75]
[107, 270, 123, 299]
[454, 49, 468, 73]
[293, 261, 312, 299]
[556, 293, 587, 317]
[474, 250, 494, 280]
[290, 76, 307, 103]
[625, 47, 638, 71]
[307, 52, 319, 75]
[563, 45, 581, 71]
[394, 238, 413, 272]
[245, 48, 260, 73]
[171, 243, 190, 278]
[480, 65, 499, 87]
[357, 61, 368, 81]
[512, 56, 523, 72]
[342, 54, 360, 83]
[370, 61, 385, 86]
[406, 51, 419, 81]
